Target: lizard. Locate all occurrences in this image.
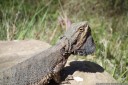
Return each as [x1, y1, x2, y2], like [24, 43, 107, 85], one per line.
[0, 21, 95, 85]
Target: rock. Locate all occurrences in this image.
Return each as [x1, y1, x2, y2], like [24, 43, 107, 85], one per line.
[60, 60, 117, 85]
[0, 40, 51, 71]
[0, 40, 117, 85]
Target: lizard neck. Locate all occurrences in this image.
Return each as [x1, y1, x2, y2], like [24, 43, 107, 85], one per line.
[35, 38, 71, 85]
[54, 37, 71, 57]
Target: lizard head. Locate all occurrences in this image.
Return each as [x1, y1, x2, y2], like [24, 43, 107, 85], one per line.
[64, 21, 95, 56]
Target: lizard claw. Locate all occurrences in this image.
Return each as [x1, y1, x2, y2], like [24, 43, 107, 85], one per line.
[66, 75, 74, 80]
[60, 75, 73, 84]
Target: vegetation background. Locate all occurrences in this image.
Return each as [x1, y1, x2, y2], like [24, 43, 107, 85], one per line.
[0, 0, 128, 83]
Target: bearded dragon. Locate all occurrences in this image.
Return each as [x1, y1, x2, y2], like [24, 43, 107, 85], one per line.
[0, 21, 95, 85]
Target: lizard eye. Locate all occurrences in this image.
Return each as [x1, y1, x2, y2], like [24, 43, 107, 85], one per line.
[79, 27, 84, 32]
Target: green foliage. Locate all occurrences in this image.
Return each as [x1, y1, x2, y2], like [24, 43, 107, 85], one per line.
[0, 0, 128, 83]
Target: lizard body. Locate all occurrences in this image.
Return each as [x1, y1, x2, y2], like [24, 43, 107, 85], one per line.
[0, 21, 95, 85]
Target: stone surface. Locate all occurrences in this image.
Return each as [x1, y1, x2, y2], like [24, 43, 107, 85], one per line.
[0, 40, 51, 72]
[60, 59, 117, 85]
[0, 40, 117, 85]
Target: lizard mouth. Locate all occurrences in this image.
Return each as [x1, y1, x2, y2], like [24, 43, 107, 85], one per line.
[73, 35, 95, 56]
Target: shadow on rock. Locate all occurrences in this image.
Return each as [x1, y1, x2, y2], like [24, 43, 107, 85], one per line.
[60, 61, 104, 81]
[48, 61, 104, 85]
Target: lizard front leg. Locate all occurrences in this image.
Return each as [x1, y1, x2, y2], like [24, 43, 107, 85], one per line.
[52, 58, 68, 83]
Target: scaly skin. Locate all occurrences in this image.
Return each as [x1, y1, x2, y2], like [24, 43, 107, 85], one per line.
[40, 21, 95, 84]
[0, 21, 95, 85]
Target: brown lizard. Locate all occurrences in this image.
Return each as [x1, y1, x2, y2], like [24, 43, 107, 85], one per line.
[0, 21, 95, 85]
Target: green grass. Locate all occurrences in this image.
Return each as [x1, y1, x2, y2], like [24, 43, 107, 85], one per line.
[0, 0, 128, 83]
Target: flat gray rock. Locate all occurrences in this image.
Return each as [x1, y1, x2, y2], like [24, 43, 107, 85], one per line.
[0, 40, 117, 85]
[0, 40, 51, 72]
[60, 59, 117, 85]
